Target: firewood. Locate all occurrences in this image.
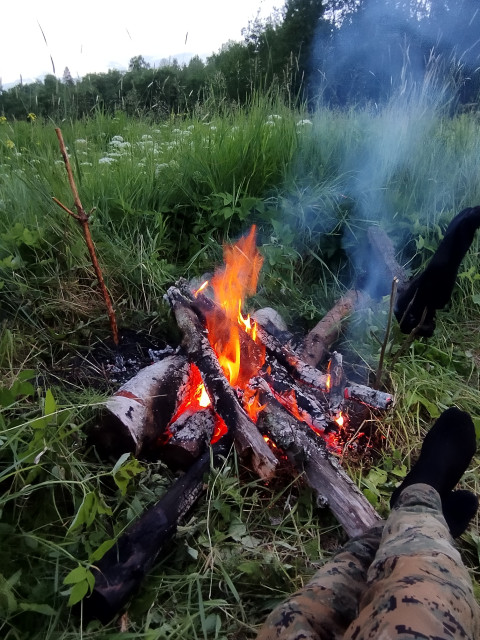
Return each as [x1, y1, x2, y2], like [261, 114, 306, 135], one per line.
[95, 355, 190, 458]
[345, 383, 393, 410]
[255, 380, 382, 537]
[166, 286, 278, 481]
[366, 226, 406, 296]
[299, 290, 364, 368]
[84, 433, 233, 624]
[254, 323, 330, 390]
[258, 367, 330, 433]
[159, 408, 216, 471]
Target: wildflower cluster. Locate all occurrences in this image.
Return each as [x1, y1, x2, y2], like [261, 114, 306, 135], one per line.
[0, 116, 6, 125]
[27, 112, 37, 122]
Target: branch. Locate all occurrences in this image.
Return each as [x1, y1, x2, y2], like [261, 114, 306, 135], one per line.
[53, 128, 119, 346]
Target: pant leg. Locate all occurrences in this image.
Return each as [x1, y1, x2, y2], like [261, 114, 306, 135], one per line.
[256, 526, 383, 640]
[344, 483, 480, 640]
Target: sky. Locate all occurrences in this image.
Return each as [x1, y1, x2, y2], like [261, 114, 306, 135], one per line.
[1, 0, 281, 87]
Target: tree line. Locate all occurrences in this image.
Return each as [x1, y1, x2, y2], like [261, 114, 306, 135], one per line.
[1, 0, 479, 120]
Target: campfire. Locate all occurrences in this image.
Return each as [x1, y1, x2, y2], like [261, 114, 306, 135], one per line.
[88, 224, 394, 623]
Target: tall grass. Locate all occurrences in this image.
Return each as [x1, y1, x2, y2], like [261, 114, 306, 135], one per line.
[1, 88, 480, 638]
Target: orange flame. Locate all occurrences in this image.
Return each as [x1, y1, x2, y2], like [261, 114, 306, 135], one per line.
[204, 226, 265, 388]
[243, 387, 267, 422]
[194, 280, 209, 297]
[334, 411, 345, 428]
[169, 364, 211, 425]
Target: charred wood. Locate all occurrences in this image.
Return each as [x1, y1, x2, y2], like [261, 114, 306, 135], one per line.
[345, 383, 393, 410]
[254, 323, 329, 390]
[83, 434, 233, 624]
[159, 408, 216, 471]
[255, 381, 382, 537]
[166, 286, 277, 480]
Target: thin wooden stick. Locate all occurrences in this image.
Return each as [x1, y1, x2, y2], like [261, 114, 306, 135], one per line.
[53, 128, 119, 346]
[374, 277, 398, 389]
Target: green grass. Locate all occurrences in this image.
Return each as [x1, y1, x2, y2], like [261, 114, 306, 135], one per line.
[1, 88, 480, 638]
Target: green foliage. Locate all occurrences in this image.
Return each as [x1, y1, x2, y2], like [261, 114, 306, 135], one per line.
[1, 96, 480, 638]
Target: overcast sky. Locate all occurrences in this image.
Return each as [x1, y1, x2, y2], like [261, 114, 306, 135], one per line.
[2, 0, 280, 86]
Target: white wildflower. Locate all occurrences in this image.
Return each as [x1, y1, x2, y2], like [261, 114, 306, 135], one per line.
[141, 134, 153, 140]
[111, 135, 124, 142]
[99, 157, 115, 164]
[296, 119, 313, 126]
[75, 138, 87, 144]
[80, 162, 93, 167]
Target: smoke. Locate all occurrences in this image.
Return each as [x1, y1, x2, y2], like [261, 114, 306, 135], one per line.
[305, 0, 480, 300]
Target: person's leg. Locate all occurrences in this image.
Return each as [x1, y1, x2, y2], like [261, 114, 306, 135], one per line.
[343, 483, 480, 639]
[256, 526, 383, 640]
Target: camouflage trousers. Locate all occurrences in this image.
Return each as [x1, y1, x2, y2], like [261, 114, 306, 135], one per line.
[256, 484, 480, 640]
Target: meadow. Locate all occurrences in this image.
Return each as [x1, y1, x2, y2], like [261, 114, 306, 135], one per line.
[1, 90, 480, 639]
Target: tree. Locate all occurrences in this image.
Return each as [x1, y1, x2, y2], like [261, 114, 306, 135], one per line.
[62, 67, 74, 86]
[128, 55, 151, 72]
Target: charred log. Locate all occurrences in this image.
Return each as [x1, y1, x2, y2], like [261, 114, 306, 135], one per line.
[254, 323, 329, 390]
[345, 383, 393, 411]
[395, 206, 480, 336]
[83, 434, 233, 624]
[255, 381, 382, 537]
[166, 286, 277, 480]
[159, 408, 216, 471]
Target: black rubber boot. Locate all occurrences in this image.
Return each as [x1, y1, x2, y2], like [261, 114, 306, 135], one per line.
[442, 490, 479, 538]
[391, 407, 477, 508]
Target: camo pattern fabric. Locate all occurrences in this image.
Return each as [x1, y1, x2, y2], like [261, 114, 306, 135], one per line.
[256, 484, 480, 640]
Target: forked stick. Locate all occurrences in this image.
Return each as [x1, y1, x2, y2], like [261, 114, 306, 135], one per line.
[52, 128, 119, 345]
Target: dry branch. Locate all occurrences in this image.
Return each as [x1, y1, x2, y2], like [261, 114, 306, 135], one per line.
[53, 127, 119, 345]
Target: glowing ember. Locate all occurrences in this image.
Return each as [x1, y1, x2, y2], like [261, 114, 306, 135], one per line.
[334, 411, 345, 428]
[262, 435, 278, 449]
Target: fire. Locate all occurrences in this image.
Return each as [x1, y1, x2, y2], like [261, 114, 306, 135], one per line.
[194, 280, 209, 297]
[204, 225, 265, 388]
[243, 387, 267, 422]
[169, 363, 211, 425]
[334, 411, 345, 428]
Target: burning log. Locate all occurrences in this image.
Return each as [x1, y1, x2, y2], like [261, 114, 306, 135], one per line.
[260, 367, 330, 433]
[395, 206, 480, 336]
[95, 355, 190, 458]
[166, 285, 278, 480]
[84, 433, 233, 624]
[159, 407, 216, 471]
[254, 379, 382, 537]
[254, 323, 329, 390]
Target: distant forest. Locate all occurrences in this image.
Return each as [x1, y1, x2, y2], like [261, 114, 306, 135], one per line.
[2, 0, 480, 119]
